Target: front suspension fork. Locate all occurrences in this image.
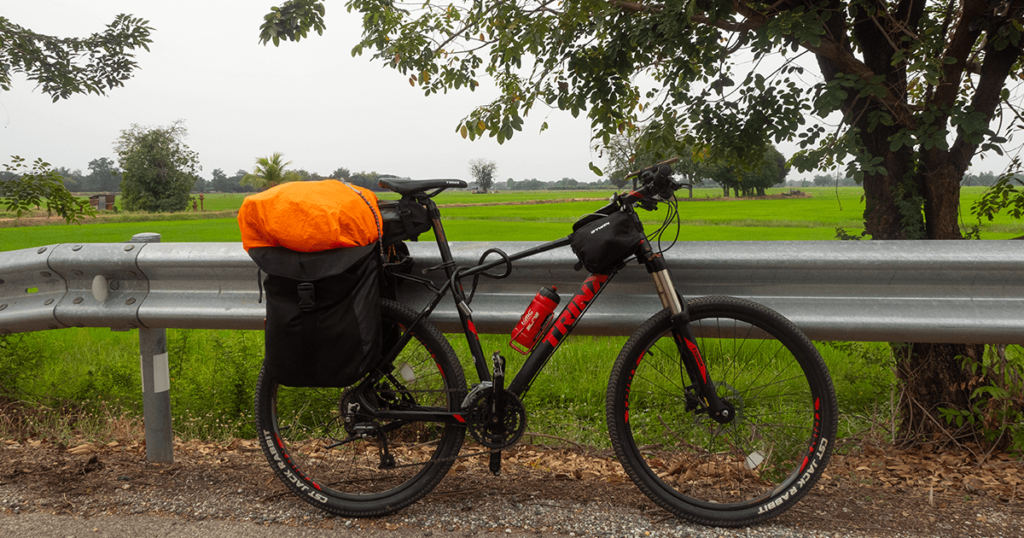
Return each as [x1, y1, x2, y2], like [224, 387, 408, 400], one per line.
[650, 268, 733, 425]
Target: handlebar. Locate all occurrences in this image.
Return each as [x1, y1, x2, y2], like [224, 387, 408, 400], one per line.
[621, 158, 683, 210]
[624, 157, 680, 182]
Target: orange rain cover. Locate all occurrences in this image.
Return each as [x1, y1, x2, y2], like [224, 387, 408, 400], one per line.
[238, 180, 382, 252]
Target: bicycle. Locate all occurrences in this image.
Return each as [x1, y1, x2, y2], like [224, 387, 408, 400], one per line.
[253, 159, 839, 527]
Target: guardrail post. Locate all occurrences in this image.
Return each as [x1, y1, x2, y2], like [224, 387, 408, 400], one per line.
[131, 233, 174, 463]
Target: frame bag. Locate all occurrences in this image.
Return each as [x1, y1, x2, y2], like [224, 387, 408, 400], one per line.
[250, 245, 382, 388]
[570, 210, 645, 273]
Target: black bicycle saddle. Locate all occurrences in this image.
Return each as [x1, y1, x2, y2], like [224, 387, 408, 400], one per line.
[378, 178, 468, 195]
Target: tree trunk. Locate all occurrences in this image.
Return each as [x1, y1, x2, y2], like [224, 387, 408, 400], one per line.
[893, 343, 982, 446]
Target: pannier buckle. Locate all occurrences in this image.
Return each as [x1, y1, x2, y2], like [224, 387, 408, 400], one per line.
[297, 282, 316, 311]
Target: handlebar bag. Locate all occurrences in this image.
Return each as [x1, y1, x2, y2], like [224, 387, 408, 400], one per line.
[378, 198, 432, 246]
[570, 210, 645, 273]
[249, 245, 382, 388]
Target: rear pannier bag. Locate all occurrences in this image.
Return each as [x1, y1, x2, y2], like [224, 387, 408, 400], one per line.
[378, 198, 432, 246]
[569, 210, 645, 273]
[249, 245, 382, 388]
[238, 180, 385, 388]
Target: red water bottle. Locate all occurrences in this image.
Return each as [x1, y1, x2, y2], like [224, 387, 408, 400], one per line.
[510, 287, 560, 354]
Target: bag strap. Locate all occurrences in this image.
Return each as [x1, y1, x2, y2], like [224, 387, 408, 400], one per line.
[342, 181, 384, 261]
[398, 200, 420, 242]
[297, 281, 317, 365]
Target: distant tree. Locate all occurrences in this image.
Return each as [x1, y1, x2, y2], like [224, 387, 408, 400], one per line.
[53, 166, 83, 191]
[229, 169, 254, 192]
[506, 178, 515, 190]
[86, 157, 122, 192]
[291, 168, 322, 182]
[962, 171, 1001, 187]
[191, 175, 208, 193]
[329, 167, 351, 180]
[601, 133, 663, 189]
[209, 168, 231, 192]
[116, 121, 200, 212]
[349, 172, 389, 191]
[553, 177, 580, 190]
[1, 156, 93, 222]
[240, 152, 301, 191]
[468, 158, 497, 193]
[709, 147, 787, 197]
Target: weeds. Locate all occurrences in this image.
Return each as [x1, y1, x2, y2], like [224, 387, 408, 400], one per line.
[1, 329, 1001, 452]
[938, 344, 1024, 453]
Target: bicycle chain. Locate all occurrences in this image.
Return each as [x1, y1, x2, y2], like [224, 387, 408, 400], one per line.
[348, 386, 518, 471]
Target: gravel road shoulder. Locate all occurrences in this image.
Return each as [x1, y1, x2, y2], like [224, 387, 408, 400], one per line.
[2, 439, 1022, 537]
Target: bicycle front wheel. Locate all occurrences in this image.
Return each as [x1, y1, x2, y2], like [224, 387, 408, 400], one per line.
[255, 298, 466, 517]
[606, 296, 837, 527]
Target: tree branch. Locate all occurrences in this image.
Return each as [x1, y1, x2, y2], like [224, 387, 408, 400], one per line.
[929, 0, 987, 111]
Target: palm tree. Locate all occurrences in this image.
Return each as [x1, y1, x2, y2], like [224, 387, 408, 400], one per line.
[240, 152, 302, 191]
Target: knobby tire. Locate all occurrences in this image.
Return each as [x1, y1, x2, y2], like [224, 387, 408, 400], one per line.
[606, 296, 838, 527]
[255, 299, 467, 517]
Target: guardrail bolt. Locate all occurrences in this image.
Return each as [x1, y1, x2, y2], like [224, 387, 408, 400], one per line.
[73, 297, 84, 304]
[72, 245, 83, 251]
[126, 298, 136, 305]
[109, 280, 120, 291]
[124, 244, 135, 252]
[40, 271, 52, 278]
[0, 304, 7, 311]
[37, 247, 47, 254]
[44, 299, 54, 306]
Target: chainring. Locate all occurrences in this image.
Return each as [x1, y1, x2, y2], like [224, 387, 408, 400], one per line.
[464, 387, 527, 449]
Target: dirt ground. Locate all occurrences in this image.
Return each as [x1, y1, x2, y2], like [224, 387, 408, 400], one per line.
[2, 437, 1022, 537]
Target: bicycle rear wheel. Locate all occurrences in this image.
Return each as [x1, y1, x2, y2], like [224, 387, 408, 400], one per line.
[606, 296, 837, 527]
[255, 298, 466, 517]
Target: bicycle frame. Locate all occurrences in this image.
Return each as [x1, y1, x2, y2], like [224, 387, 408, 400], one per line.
[367, 190, 732, 426]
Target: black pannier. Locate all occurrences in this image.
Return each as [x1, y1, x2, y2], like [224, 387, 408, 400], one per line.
[378, 198, 432, 246]
[250, 244, 381, 388]
[570, 210, 645, 273]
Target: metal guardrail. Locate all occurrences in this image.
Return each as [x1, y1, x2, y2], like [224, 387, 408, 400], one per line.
[3, 237, 1024, 462]
[2, 240, 1023, 344]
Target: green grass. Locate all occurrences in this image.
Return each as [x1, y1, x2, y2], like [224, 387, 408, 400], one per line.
[13, 199, 851, 251]
[0, 218, 241, 252]
[0, 185, 1017, 446]
[4, 186, 1022, 253]
[0, 326, 899, 448]
[0, 328, 262, 443]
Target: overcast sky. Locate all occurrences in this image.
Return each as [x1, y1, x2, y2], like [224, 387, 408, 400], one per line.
[1, 1, 1013, 184]
[2, 0, 601, 183]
